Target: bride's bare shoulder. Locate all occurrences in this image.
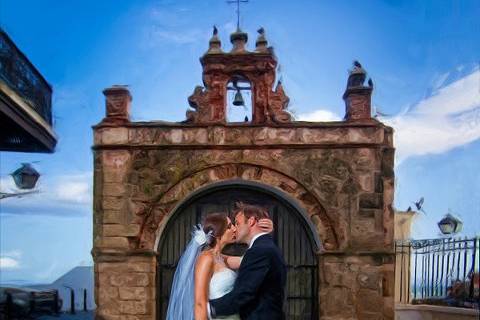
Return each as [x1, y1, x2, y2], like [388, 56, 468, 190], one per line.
[196, 250, 214, 267]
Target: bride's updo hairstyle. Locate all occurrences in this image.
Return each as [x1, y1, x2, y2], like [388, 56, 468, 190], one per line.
[202, 212, 228, 247]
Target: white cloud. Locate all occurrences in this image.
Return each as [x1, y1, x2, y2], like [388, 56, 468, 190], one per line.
[0, 176, 18, 192]
[0, 250, 22, 269]
[52, 173, 92, 204]
[1, 172, 92, 215]
[381, 68, 480, 163]
[297, 109, 342, 122]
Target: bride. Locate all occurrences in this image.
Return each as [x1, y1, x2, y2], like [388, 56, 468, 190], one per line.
[166, 211, 273, 320]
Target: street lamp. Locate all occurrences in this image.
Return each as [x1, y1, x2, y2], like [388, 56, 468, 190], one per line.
[11, 163, 40, 189]
[438, 213, 463, 235]
[0, 163, 40, 200]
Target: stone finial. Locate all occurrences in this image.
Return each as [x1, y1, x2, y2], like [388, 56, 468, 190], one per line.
[343, 61, 373, 121]
[230, 28, 248, 53]
[102, 85, 131, 124]
[207, 25, 223, 54]
[255, 27, 268, 53]
[347, 60, 367, 88]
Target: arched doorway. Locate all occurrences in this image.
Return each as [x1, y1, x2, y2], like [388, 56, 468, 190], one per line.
[157, 184, 319, 319]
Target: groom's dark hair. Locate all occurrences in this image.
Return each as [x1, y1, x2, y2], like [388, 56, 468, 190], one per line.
[234, 202, 270, 221]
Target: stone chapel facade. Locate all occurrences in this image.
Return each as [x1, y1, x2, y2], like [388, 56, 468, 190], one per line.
[92, 27, 395, 319]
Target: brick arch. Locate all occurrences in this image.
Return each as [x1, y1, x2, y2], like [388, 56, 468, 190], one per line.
[134, 163, 339, 251]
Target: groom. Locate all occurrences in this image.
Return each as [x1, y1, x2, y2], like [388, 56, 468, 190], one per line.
[209, 203, 287, 320]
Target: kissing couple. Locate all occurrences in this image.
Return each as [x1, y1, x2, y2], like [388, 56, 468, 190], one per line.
[166, 203, 287, 320]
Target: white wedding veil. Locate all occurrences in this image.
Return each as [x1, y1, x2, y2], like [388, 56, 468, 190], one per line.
[166, 225, 210, 320]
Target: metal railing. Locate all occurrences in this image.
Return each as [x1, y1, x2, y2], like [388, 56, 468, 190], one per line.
[0, 29, 52, 125]
[396, 237, 480, 308]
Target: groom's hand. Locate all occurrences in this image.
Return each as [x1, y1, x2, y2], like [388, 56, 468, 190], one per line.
[258, 218, 274, 233]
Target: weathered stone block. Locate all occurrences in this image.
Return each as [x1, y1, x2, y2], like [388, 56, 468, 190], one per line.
[101, 127, 129, 144]
[110, 273, 150, 287]
[359, 193, 383, 209]
[356, 288, 383, 313]
[103, 197, 124, 211]
[357, 271, 380, 290]
[98, 286, 119, 300]
[104, 183, 126, 196]
[119, 287, 148, 301]
[358, 209, 376, 218]
[103, 210, 123, 224]
[98, 261, 153, 273]
[321, 287, 354, 317]
[357, 173, 373, 192]
[96, 308, 121, 319]
[357, 311, 383, 320]
[381, 148, 395, 178]
[101, 236, 129, 248]
[103, 224, 140, 237]
[119, 300, 151, 315]
[374, 172, 383, 193]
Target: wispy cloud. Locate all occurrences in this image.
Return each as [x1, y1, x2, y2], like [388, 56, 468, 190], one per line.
[381, 67, 480, 162]
[150, 28, 204, 45]
[415, 69, 480, 116]
[143, 5, 207, 46]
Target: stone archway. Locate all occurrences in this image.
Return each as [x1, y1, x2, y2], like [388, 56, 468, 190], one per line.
[130, 163, 338, 252]
[156, 182, 320, 319]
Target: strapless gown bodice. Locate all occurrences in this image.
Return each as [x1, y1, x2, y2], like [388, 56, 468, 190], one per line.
[209, 268, 240, 320]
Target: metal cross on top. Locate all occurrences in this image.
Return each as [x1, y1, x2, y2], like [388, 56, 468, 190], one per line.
[227, 0, 249, 30]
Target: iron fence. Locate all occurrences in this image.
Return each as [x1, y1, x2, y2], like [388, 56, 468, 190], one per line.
[0, 29, 52, 125]
[395, 237, 480, 308]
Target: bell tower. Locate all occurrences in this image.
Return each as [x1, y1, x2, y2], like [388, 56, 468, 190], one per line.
[185, 27, 291, 124]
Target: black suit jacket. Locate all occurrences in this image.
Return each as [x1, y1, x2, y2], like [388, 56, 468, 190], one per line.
[210, 234, 287, 320]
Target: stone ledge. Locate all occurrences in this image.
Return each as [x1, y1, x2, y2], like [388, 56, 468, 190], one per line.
[93, 125, 392, 148]
[395, 304, 480, 315]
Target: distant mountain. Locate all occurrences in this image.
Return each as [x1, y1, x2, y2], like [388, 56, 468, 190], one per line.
[1, 279, 37, 287]
[27, 266, 95, 311]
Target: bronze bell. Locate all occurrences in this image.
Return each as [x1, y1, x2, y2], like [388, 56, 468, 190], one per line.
[233, 90, 245, 106]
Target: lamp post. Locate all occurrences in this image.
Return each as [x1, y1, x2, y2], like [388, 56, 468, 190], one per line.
[0, 163, 40, 200]
[438, 213, 463, 235]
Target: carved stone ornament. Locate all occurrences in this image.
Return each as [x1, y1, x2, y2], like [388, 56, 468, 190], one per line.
[184, 28, 292, 125]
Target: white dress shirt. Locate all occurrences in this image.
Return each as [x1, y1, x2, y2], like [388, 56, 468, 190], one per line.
[248, 232, 269, 249]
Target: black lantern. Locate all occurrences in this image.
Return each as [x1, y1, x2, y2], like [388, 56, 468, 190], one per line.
[437, 213, 463, 235]
[11, 163, 40, 190]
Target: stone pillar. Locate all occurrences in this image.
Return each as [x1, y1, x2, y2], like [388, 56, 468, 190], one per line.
[102, 85, 131, 124]
[343, 86, 373, 121]
[343, 61, 373, 121]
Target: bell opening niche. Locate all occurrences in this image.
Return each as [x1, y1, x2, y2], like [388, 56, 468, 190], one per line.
[226, 75, 252, 123]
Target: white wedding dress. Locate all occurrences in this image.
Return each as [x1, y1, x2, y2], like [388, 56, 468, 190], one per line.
[209, 268, 241, 320]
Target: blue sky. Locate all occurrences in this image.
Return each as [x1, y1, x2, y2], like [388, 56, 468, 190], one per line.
[0, 0, 479, 284]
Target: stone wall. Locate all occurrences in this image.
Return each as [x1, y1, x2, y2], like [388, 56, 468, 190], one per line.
[93, 121, 395, 320]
